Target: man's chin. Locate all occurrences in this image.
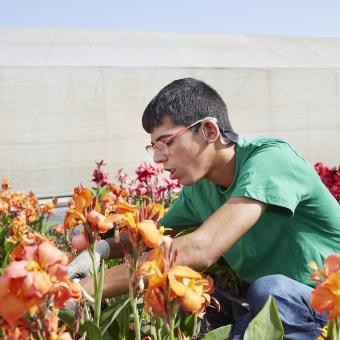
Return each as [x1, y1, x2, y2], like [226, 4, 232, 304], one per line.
[179, 177, 198, 187]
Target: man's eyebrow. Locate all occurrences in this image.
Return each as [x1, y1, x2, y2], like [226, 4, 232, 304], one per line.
[155, 134, 171, 142]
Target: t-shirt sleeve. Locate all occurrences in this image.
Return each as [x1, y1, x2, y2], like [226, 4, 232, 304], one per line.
[231, 142, 309, 215]
[159, 186, 202, 228]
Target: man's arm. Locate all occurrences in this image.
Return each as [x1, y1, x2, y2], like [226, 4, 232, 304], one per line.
[80, 196, 266, 297]
[173, 196, 267, 270]
[81, 263, 130, 298]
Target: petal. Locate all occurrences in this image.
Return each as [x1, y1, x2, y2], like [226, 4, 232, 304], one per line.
[74, 187, 92, 212]
[22, 271, 52, 298]
[310, 285, 335, 314]
[64, 209, 85, 229]
[138, 220, 161, 248]
[0, 293, 28, 325]
[181, 289, 204, 313]
[38, 241, 68, 268]
[117, 203, 139, 214]
[4, 261, 28, 279]
[324, 254, 340, 275]
[169, 265, 202, 279]
[87, 210, 103, 225]
[142, 203, 165, 222]
[98, 216, 115, 233]
[169, 276, 187, 297]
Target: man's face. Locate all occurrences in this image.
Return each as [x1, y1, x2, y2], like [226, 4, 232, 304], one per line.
[149, 117, 210, 186]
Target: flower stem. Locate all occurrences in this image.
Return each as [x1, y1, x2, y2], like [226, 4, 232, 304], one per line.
[129, 280, 141, 340]
[169, 315, 175, 340]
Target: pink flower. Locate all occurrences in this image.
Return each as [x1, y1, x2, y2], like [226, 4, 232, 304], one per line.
[92, 169, 110, 187]
[135, 162, 163, 182]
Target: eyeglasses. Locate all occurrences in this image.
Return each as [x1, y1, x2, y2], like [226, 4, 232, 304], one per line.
[145, 117, 218, 156]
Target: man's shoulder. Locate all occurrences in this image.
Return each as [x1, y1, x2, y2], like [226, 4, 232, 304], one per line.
[238, 136, 304, 161]
[240, 136, 295, 150]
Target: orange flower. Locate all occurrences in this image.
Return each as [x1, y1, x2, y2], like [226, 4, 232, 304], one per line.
[310, 254, 340, 320]
[310, 271, 340, 320]
[0, 233, 82, 325]
[73, 186, 92, 212]
[137, 247, 166, 289]
[138, 244, 214, 326]
[1, 317, 31, 340]
[138, 220, 164, 248]
[63, 208, 86, 229]
[41, 197, 58, 215]
[117, 202, 139, 214]
[110, 185, 130, 199]
[87, 210, 115, 233]
[168, 265, 214, 314]
[2, 177, 11, 191]
[144, 287, 170, 325]
[142, 203, 165, 222]
[8, 215, 28, 243]
[0, 260, 53, 324]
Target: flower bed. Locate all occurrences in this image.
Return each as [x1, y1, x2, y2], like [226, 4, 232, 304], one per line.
[0, 161, 339, 339]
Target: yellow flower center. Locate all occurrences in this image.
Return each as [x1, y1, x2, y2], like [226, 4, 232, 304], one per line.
[25, 261, 42, 272]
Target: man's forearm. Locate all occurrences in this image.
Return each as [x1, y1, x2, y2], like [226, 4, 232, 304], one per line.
[80, 263, 130, 298]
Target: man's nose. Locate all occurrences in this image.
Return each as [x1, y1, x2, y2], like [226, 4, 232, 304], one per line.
[153, 151, 168, 164]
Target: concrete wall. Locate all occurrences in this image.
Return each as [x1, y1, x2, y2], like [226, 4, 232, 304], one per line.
[1, 29, 339, 196]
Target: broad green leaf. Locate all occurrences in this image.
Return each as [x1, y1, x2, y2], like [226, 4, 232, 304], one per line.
[80, 320, 102, 340]
[100, 298, 130, 335]
[244, 295, 283, 340]
[58, 308, 75, 327]
[203, 324, 232, 340]
[180, 312, 200, 337]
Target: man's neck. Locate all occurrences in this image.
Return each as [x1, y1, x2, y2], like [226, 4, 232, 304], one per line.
[205, 143, 236, 188]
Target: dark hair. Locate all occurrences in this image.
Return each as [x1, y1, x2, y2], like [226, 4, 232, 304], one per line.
[142, 78, 236, 137]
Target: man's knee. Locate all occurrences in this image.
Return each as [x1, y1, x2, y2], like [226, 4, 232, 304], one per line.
[247, 274, 290, 312]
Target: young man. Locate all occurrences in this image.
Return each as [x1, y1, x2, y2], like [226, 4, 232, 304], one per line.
[69, 78, 340, 339]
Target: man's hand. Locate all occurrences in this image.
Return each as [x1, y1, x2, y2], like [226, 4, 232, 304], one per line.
[67, 239, 110, 279]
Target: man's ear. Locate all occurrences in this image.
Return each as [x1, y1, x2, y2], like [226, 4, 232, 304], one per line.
[201, 120, 220, 143]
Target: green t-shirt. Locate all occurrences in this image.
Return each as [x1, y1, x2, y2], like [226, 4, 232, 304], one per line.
[160, 137, 340, 287]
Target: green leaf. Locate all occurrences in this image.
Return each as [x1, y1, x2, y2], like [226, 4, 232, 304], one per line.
[58, 308, 75, 327]
[80, 320, 102, 340]
[203, 324, 232, 340]
[179, 312, 200, 337]
[94, 259, 105, 325]
[244, 295, 283, 340]
[100, 298, 130, 335]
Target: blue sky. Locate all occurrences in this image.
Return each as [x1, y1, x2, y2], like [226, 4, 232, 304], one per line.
[1, 0, 340, 38]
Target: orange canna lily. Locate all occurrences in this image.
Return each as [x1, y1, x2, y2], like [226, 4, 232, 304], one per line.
[1, 317, 31, 340]
[117, 202, 139, 214]
[168, 265, 214, 314]
[142, 203, 165, 222]
[137, 220, 163, 248]
[1, 177, 12, 191]
[87, 210, 115, 233]
[144, 287, 170, 325]
[110, 185, 130, 199]
[73, 186, 92, 212]
[0, 260, 53, 324]
[310, 271, 340, 320]
[137, 247, 166, 289]
[324, 254, 340, 276]
[63, 208, 86, 229]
